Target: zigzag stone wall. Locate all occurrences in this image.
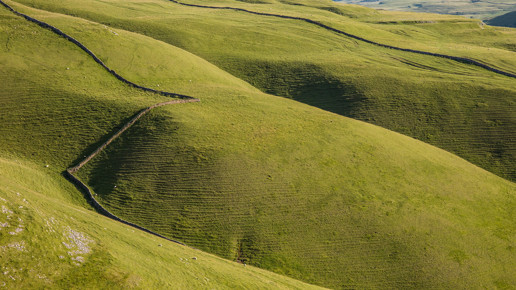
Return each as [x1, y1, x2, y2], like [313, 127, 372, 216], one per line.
[0, 0, 199, 245]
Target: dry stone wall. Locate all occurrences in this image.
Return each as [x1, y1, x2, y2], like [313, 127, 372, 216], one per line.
[0, 0, 199, 245]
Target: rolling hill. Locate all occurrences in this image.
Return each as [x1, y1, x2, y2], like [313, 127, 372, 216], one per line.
[1, 0, 515, 288]
[11, 0, 516, 181]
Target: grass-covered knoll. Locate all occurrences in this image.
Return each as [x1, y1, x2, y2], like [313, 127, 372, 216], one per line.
[0, 8, 321, 288]
[78, 82, 516, 288]
[336, 0, 516, 20]
[0, 157, 322, 289]
[10, 0, 516, 180]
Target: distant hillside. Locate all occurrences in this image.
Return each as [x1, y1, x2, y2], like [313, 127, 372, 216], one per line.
[487, 11, 516, 27]
[336, 0, 516, 20]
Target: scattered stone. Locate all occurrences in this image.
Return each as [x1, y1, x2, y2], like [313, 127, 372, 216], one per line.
[9, 227, 23, 235]
[1, 205, 13, 215]
[158, 244, 162, 247]
[62, 227, 94, 264]
[45, 164, 49, 168]
[1, 241, 26, 252]
[192, 257, 197, 260]
[72, 256, 85, 263]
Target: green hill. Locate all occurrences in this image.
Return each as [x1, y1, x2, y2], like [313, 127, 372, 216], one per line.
[1, 0, 515, 288]
[12, 0, 516, 181]
[488, 11, 516, 28]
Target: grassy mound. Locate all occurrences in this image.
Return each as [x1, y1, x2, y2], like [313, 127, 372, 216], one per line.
[10, 0, 516, 181]
[78, 86, 516, 288]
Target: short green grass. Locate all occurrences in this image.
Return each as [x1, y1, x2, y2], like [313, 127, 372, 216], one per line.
[0, 157, 322, 289]
[10, 0, 516, 180]
[1, 0, 516, 288]
[78, 87, 516, 288]
[0, 8, 321, 288]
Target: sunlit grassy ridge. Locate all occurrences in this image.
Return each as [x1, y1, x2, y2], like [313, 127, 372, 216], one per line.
[10, 0, 516, 181]
[0, 7, 320, 288]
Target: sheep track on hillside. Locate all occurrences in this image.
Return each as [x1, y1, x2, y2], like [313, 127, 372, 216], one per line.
[0, 0, 200, 246]
[168, 0, 516, 79]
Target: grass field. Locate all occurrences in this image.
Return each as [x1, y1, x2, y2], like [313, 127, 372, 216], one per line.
[1, 0, 515, 288]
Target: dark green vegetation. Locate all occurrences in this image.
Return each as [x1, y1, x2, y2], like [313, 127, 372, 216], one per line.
[488, 11, 516, 27]
[337, 0, 516, 20]
[1, 0, 515, 288]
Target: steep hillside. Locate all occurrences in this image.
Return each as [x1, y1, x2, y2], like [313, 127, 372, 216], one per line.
[10, 0, 516, 181]
[488, 11, 516, 28]
[0, 6, 320, 288]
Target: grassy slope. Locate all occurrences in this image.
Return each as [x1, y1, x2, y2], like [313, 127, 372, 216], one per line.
[3, 1, 512, 288]
[10, 0, 516, 182]
[0, 8, 320, 289]
[0, 158, 321, 289]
